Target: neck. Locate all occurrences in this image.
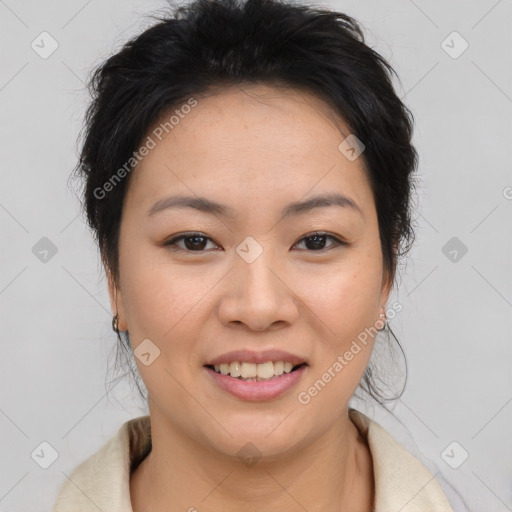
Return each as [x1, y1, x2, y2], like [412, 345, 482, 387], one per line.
[130, 408, 374, 512]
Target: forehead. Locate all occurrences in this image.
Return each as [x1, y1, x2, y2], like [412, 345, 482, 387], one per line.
[125, 84, 373, 215]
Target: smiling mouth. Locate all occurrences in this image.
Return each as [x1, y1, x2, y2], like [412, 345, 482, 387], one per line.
[204, 362, 308, 382]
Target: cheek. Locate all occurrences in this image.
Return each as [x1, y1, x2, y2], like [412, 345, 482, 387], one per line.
[297, 261, 381, 413]
[118, 253, 209, 409]
[299, 254, 383, 341]
[117, 238, 205, 346]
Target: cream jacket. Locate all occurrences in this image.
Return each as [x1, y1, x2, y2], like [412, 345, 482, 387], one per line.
[52, 409, 455, 511]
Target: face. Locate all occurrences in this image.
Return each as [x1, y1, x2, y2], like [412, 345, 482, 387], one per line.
[108, 84, 391, 459]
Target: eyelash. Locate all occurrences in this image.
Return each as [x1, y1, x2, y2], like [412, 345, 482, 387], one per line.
[163, 231, 347, 253]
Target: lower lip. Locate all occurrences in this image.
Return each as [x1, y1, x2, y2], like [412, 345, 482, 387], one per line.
[205, 365, 308, 401]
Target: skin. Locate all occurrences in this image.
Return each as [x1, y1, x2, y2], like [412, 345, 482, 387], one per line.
[107, 84, 392, 512]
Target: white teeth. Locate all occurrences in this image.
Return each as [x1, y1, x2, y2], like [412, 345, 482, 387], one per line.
[256, 361, 274, 379]
[210, 360, 301, 379]
[273, 361, 284, 376]
[230, 361, 241, 377]
[240, 362, 257, 378]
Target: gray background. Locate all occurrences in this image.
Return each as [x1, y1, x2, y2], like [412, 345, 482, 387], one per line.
[1, 0, 511, 510]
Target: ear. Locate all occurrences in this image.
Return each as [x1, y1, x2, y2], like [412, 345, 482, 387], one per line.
[106, 268, 127, 331]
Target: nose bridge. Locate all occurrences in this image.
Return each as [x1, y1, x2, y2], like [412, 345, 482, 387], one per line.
[219, 237, 298, 330]
[235, 238, 283, 302]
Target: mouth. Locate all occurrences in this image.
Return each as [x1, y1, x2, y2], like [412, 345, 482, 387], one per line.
[203, 356, 309, 401]
[204, 361, 308, 382]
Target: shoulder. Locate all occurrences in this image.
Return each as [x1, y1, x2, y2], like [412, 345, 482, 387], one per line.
[349, 409, 456, 512]
[52, 415, 150, 512]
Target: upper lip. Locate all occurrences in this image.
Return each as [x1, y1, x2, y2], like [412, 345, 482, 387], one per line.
[204, 349, 307, 366]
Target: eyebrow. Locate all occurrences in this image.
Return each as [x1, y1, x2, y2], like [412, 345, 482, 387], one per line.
[147, 193, 363, 219]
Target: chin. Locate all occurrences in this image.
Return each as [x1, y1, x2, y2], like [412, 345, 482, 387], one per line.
[197, 413, 311, 462]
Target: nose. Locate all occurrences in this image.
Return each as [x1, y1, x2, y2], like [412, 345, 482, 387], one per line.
[217, 250, 300, 332]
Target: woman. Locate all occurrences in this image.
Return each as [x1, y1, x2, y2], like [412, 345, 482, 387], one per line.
[53, 0, 458, 509]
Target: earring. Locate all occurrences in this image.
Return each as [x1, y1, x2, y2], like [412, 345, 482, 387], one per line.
[112, 313, 131, 348]
[377, 307, 387, 332]
[112, 313, 120, 334]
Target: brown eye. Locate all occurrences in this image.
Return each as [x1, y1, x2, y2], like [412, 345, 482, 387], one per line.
[164, 233, 220, 252]
[293, 232, 346, 251]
